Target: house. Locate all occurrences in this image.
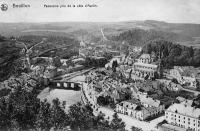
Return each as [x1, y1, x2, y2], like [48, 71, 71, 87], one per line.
[43, 66, 57, 79]
[169, 66, 198, 88]
[31, 65, 45, 77]
[115, 99, 145, 120]
[115, 95, 165, 121]
[165, 103, 200, 131]
[138, 94, 165, 114]
[176, 96, 186, 103]
[159, 79, 182, 91]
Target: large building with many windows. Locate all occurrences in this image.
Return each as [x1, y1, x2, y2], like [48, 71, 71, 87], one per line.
[133, 62, 158, 78]
[115, 96, 164, 121]
[133, 54, 158, 79]
[165, 103, 200, 131]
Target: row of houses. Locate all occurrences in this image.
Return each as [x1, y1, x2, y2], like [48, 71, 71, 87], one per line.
[115, 94, 165, 121]
[169, 66, 200, 89]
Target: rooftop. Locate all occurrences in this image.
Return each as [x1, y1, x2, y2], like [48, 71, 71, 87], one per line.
[134, 62, 158, 68]
[166, 103, 200, 118]
[139, 95, 161, 107]
[174, 66, 200, 77]
[118, 99, 141, 110]
[139, 54, 151, 59]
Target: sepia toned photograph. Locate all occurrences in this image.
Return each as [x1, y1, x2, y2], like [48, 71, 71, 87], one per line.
[0, 0, 200, 131]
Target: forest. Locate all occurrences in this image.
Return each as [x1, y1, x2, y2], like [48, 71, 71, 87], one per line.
[110, 29, 193, 46]
[142, 39, 200, 68]
[0, 35, 80, 82]
[0, 82, 126, 131]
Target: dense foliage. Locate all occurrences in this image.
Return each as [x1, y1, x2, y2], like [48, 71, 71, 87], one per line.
[0, 41, 24, 81]
[84, 57, 109, 68]
[142, 40, 200, 68]
[0, 35, 79, 81]
[111, 29, 192, 46]
[0, 83, 126, 131]
[18, 35, 79, 58]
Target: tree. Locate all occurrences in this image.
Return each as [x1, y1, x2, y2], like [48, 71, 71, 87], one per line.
[50, 98, 69, 130]
[112, 60, 118, 72]
[110, 113, 126, 131]
[52, 56, 62, 67]
[68, 102, 94, 130]
[131, 126, 142, 131]
[35, 99, 52, 131]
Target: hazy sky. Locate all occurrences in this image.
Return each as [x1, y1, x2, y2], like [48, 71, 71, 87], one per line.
[0, 0, 200, 23]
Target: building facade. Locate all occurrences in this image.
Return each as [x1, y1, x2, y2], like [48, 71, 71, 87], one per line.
[170, 66, 197, 88]
[133, 62, 158, 79]
[115, 96, 165, 121]
[133, 54, 158, 79]
[165, 103, 200, 131]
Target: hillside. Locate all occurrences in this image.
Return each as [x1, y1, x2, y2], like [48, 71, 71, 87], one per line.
[0, 40, 22, 81]
[1, 20, 200, 45]
[142, 39, 200, 68]
[0, 35, 79, 81]
[110, 29, 193, 46]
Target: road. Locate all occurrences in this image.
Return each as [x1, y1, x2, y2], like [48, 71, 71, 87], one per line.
[181, 87, 200, 96]
[81, 82, 164, 131]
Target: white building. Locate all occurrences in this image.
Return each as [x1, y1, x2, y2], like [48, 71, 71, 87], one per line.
[133, 54, 158, 79]
[133, 62, 158, 78]
[165, 103, 200, 131]
[115, 100, 145, 120]
[115, 96, 164, 121]
[170, 66, 197, 88]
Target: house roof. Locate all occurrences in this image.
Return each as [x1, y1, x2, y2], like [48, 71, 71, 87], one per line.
[118, 99, 140, 110]
[134, 62, 158, 68]
[176, 96, 186, 102]
[166, 103, 200, 118]
[139, 95, 161, 107]
[139, 54, 151, 59]
[174, 66, 199, 77]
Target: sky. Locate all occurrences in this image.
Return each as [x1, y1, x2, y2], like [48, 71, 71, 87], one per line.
[0, 0, 200, 23]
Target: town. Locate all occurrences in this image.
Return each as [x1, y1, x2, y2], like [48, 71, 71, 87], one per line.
[1, 26, 200, 131]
